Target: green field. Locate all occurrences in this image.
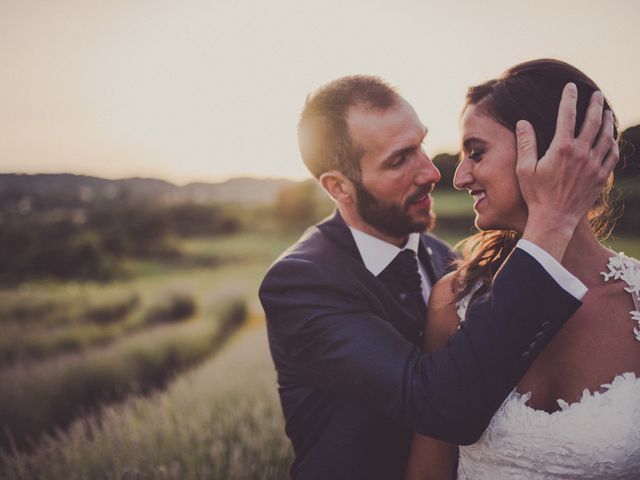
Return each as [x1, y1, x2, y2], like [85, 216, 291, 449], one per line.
[1, 227, 639, 479]
[0, 231, 299, 479]
[1, 319, 293, 480]
[0, 232, 297, 471]
[432, 189, 474, 217]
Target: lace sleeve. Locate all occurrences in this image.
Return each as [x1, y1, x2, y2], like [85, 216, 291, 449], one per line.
[455, 282, 482, 326]
[601, 253, 640, 342]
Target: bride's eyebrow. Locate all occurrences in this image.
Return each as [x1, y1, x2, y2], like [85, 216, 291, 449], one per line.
[461, 137, 488, 151]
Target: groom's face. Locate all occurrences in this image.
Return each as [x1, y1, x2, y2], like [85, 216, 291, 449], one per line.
[346, 100, 441, 238]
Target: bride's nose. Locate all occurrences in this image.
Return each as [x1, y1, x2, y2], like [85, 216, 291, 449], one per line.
[453, 158, 473, 190]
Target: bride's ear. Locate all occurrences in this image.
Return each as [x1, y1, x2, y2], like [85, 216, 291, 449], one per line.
[319, 170, 355, 206]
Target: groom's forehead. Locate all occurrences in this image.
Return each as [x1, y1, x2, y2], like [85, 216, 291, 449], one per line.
[347, 100, 422, 138]
[349, 105, 426, 156]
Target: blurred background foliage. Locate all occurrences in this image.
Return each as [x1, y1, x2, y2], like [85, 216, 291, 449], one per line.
[1, 123, 638, 285]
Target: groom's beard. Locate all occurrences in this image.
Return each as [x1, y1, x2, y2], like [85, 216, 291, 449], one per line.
[353, 181, 436, 238]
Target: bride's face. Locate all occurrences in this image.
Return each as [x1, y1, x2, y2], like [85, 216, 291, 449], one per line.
[454, 104, 528, 233]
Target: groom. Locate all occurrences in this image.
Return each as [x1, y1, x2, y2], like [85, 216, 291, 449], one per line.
[259, 75, 616, 479]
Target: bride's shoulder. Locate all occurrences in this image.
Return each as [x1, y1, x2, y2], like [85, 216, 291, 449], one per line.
[424, 273, 461, 353]
[431, 272, 459, 302]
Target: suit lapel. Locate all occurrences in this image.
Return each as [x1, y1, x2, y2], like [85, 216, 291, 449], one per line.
[317, 211, 425, 343]
[419, 234, 455, 283]
[316, 210, 363, 263]
[417, 239, 438, 286]
[318, 211, 443, 280]
[317, 211, 424, 344]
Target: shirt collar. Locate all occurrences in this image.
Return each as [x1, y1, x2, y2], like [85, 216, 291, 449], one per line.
[348, 227, 421, 276]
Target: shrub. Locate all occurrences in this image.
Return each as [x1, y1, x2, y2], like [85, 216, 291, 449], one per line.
[144, 292, 197, 325]
[274, 180, 333, 231]
[87, 292, 140, 324]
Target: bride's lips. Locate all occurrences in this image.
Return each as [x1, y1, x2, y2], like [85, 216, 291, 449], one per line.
[471, 190, 486, 209]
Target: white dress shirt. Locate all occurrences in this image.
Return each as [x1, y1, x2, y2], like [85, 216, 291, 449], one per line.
[348, 227, 588, 305]
[349, 228, 432, 303]
[516, 239, 587, 299]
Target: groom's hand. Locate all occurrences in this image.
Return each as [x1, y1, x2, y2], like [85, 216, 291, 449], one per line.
[516, 82, 619, 262]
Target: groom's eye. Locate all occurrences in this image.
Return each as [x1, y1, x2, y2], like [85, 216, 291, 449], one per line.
[391, 155, 407, 168]
[385, 148, 414, 169]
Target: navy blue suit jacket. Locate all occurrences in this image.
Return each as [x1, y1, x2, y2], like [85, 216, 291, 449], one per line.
[260, 211, 581, 479]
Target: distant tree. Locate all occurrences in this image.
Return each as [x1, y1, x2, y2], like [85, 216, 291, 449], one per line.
[432, 153, 459, 190]
[618, 124, 640, 181]
[167, 203, 240, 236]
[610, 124, 640, 236]
[274, 180, 333, 230]
[0, 217, 119, 282]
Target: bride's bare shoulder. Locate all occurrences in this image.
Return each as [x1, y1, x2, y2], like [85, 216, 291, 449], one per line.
[423, 272, 462, 353]
[432, 271, 459, 297]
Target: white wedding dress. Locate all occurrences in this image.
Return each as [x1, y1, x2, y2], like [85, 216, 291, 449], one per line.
[455, 254, 640, 479]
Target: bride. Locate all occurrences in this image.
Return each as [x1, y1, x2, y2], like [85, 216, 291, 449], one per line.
[405, 59, 640, 479]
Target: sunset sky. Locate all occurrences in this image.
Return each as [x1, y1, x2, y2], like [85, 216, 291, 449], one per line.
[1, 0, 639, 184]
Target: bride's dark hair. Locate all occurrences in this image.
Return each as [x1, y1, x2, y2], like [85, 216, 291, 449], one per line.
[454, 58, 620, 302]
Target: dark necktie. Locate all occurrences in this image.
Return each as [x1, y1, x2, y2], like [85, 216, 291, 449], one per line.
[379, 249, 427, 322]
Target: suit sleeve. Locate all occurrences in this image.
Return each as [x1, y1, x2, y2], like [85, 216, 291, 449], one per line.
[259, 248, 581, 444]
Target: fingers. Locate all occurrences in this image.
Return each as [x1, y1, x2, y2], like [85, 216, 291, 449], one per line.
[577, 90, 605, 144]
[602, 142, 620, 178]
[592, 109, 615, 162]
[591, 109, 619, 180]
[553, 83, 578, 142]
[515, 120, 538, 176]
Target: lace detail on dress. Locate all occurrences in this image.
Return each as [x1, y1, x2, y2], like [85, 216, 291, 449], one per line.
[455, 253, 640, 479]
[457, 373, 640, 479]
[455, 282, 482, 325]
[601, 253, 640, 341]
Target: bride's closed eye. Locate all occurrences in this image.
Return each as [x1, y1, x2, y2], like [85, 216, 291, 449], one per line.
[469, 149, 485, 161]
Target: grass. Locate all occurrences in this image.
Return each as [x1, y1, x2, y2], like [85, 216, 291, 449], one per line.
[0, 291, 141, 367]
[179, 231, 300, 264]
[0, 297, 247, 454]
[605, 236, 640, 260]
[432, 189, 474, 217]
[0, 288, 139, 328]
[0, 230, 290, 366]
[0, 322, 116, 367]
[143, 291, 197, 325]
[0, 231, 292, 457]
[0, 315, 293, 480]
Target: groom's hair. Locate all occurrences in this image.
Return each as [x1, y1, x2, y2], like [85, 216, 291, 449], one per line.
[298, 75, 400, 181]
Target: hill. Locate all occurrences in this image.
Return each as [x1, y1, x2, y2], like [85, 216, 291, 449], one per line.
[0, 174, 295, 210]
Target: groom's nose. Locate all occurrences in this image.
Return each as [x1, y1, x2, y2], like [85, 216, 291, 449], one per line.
[414, 150, 441, 186]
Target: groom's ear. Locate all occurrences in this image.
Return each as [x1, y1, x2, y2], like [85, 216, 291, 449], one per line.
[319, 170, 355, 206]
